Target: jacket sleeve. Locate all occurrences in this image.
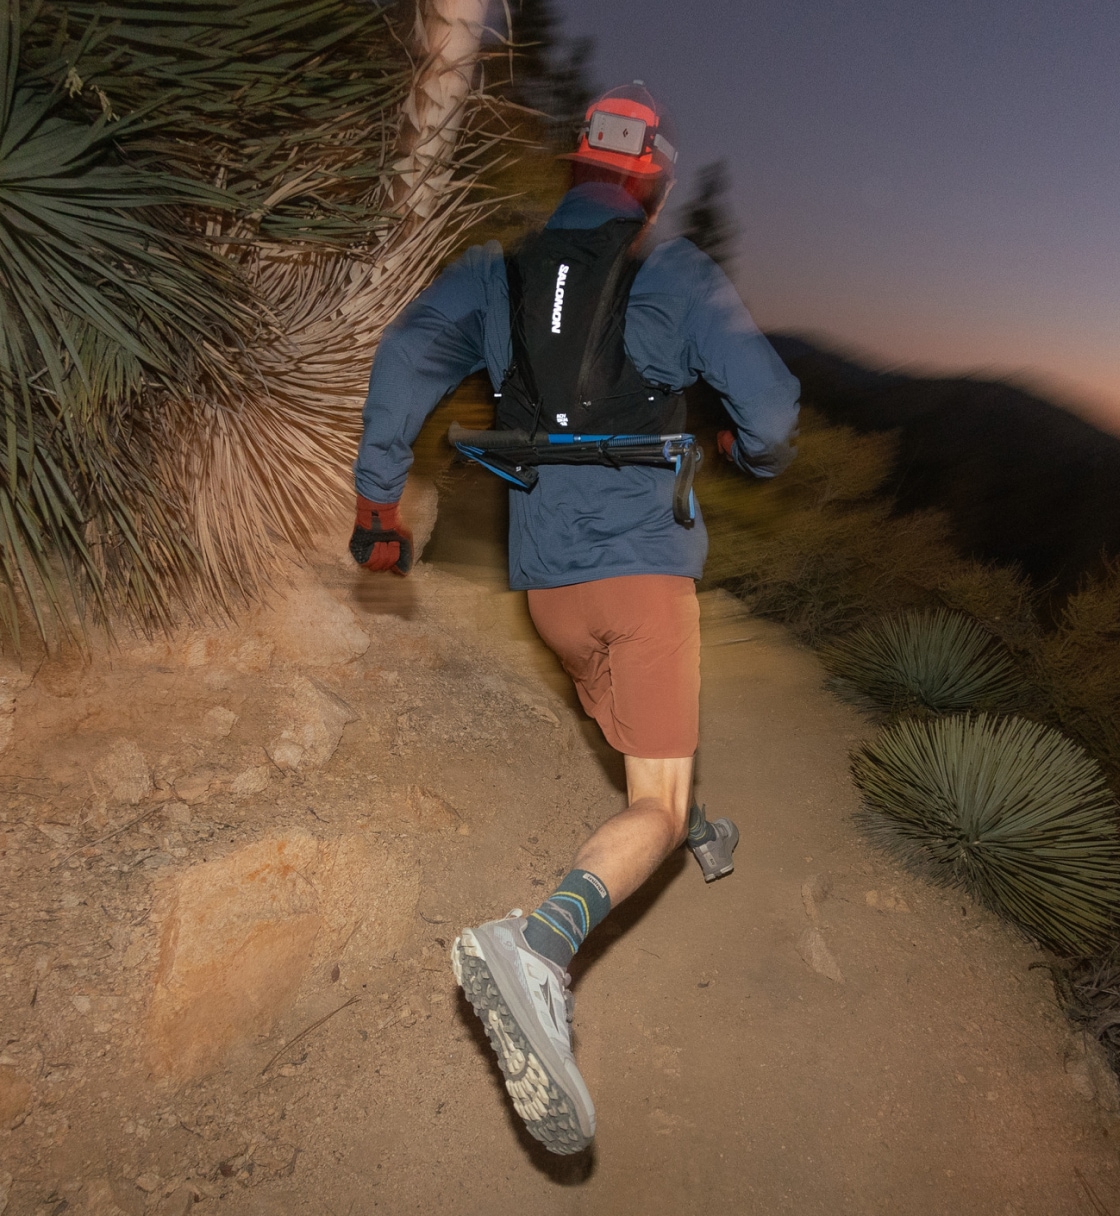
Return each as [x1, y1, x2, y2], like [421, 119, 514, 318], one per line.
[679, 242, 800, 477]
[353, 242, 500, 503]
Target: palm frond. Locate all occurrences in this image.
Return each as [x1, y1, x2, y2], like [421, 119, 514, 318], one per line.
[1, 0, 514, 650]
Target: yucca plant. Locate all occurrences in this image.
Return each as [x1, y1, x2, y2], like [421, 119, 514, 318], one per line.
[852, 712, 1120, 955]
[821, 608, 1024, 713]
[1, 0, 507, 650]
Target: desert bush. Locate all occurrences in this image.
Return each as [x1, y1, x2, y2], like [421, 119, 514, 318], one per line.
[1028, 562, 1120, 784]
[700, 411, 1038, 646]
[851, 712, 1120, 955]
[820, 609, 1025, 714]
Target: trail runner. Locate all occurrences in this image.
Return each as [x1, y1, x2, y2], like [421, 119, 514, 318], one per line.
[351, 83, 800, 1155]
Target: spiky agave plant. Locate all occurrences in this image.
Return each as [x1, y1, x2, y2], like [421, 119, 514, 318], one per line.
[1, 0, 506, 649]
[821, 608, 1024, 713]
[851, 712, 1120, 955]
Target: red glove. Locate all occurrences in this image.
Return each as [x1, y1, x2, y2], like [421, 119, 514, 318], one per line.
[717, 430, 737, 461]
[349, 496, 414, 575]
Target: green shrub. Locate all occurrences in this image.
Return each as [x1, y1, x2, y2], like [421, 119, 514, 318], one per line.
[1029, 562, 1120, 785]
[700, 411, 1038, 646]
[851, 712, 1120, 955]
[821, 609, 1025, 713]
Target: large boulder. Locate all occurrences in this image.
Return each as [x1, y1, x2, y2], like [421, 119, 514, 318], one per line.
[147, 831, 416, 1079]
[148, 833, 322, 1080]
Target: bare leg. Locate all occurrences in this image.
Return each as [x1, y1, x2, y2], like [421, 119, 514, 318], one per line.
[573, 755, 693, 905]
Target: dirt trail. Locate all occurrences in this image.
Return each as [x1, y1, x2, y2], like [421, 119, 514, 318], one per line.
[302, 582, 1118, 1216]
[2, 479, 1120, 1214]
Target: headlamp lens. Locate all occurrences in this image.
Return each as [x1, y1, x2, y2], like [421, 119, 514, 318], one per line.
[588, 111, 648, 157]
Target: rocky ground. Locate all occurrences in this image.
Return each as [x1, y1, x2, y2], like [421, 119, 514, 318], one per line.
[2, 472, 1120, 1215]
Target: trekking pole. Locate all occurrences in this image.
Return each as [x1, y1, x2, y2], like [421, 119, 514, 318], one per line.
[448, 424, 703, 525]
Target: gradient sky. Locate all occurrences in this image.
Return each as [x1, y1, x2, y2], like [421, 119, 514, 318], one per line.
[555, 0, 1120, 432]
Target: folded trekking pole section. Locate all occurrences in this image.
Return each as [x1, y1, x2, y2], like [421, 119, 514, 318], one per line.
[448, 424, 703, 526]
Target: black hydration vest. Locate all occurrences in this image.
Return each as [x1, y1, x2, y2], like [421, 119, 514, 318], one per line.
[496, 217, 685, 436]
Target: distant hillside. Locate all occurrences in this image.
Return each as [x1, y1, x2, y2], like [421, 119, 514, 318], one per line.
[764, 335, 1120, 593]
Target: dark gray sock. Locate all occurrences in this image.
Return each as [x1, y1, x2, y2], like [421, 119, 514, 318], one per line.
[522, 868, 612, 968]
[688, 801, 717, 847]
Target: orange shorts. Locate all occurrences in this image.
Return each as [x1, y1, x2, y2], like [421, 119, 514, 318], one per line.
[526, 575, 700, 759]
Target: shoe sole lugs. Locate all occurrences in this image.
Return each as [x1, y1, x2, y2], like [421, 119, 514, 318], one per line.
[452, 930, 591, 1155]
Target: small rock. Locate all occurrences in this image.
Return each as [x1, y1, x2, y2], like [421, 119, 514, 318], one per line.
[183, 636, 223, 668]
[165, 802, 192, 826]
[122, 937, 148, 969]
[266, 740, 305, 771]
[865, 889, 911, 913]
[1064, 1031, 1120, 1112]
[796, 927, 844, 983]
[81, 1177, 131, 1216]
[38, 822, 74, 846]
[801, 874, 832, 925]
[174, 773, 215, 806]
[71, 993, 92, 1014]
[254, 1141, 299, 1178]
[804, 873, 832, 902]
[134, 1173, 161, 1193]
[155, 1185, 198, 1216]
[202, 707, 238, 738]
[229, 765, 271, 797]
[403, 786, 462, 833]
[506, 683, 563, 727]
[231, 637, 274, 673]
[267, 677, 357, 772]
[95, 739, 153, 805]
[0, 1066, 32, 1129]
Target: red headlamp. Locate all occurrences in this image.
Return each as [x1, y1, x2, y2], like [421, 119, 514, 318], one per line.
[562, 84, 677, 179]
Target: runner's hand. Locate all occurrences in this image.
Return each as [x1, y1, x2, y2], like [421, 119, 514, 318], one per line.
[349, 496, 414, 575]
[717, 430, 737, 461]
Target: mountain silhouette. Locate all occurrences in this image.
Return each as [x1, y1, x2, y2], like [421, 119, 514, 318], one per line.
[762, 335, 1120, 593]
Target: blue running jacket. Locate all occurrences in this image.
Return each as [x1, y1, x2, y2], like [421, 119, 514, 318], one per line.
[355, 182, 800, 590]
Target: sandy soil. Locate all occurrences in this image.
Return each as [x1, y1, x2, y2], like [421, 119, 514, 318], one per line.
[2, 471, 1119, 1216]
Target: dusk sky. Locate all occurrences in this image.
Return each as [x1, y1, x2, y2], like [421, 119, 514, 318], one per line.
[555, 0, 1120, 433]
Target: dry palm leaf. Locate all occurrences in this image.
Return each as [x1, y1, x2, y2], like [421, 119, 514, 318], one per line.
[1, 0, 514, 650]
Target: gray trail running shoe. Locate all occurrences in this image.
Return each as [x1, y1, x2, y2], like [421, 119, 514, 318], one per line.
[689, 817, 740, 883]
[451, 911, 595, 1155]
